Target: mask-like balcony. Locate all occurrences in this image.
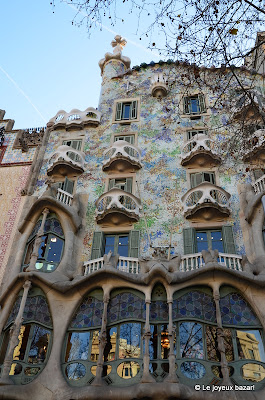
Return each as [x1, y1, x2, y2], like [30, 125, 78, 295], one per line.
[47, 145, 85, 177]
[102, 140, 142, 173]
[243, 129, 265, 163]
[95, 188, 141, 225]
[151, 73, 168, 98]
[181, 182, 231, 221]
[181, 134, 221, 168]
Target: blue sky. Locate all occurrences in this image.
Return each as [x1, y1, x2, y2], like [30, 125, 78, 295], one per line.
[1, 1, 161, 129]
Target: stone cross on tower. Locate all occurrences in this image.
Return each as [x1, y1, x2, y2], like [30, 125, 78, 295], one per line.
[111, 35, 127, 55]
[99, 34, 131, 76]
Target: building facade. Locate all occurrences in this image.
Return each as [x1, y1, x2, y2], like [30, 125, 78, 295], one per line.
[0, 34, 265, 399]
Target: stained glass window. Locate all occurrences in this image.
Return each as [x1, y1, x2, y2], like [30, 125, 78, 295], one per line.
[220, 293, 260, 326]
[173, 291, 216, 323]
[107, 292, 145, 324]
[150, 300, 168, 322]
[70, 296, 103, 329]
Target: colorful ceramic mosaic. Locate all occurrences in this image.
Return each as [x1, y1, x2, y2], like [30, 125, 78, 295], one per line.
[5, 295, 52, 328]
[107, 292, 146, 323]
[70, 296, 104, 329]
[220, 293, 260, 326]
[172, 291, 217, 323]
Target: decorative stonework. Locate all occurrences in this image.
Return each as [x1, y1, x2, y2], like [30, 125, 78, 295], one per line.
[102, 140, 142, 172]
[13, 128, 45, 152]
[47, 145, 85, 177]
[181, 134, 221, 167]
[151, 73, 168, 98]
[47, 107, 101, 130]
[99, 35, 131, 75]
[243, 128, 265, 163]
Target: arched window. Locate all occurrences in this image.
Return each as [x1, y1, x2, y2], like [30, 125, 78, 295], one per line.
[104, 289, 146, 385]
[0, 287, 53, 384]
[23, 213, 64, 273]
[62, 290, 104, 385]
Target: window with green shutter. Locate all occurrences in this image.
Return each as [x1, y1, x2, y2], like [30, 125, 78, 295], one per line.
[63, 140, 82, 151]
[190, 172, 216, 188]
[59, 177, 74, 194]
[91, 231, 140, 259]
[183, 94, 207, 115]
[114, 101, 138, 121]
[114, 135, 135, 144]
[108, 177, 133, 193]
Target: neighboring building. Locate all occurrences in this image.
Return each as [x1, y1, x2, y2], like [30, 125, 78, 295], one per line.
[0, 34, 265, 399]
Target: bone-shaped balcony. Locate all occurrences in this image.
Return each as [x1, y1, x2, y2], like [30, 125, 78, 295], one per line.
[181, 134, 221, 168]
[181, 182, 231, 221]
[243, 128, 265, 163]
[151, 73, 168, 98]
[95, 188, 141, 225]
[47, 145, 85, 177]
[102, 140, 142, 173]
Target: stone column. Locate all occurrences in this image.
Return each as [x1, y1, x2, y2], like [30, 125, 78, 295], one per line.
[213, 286, 232, 385]
[0, 280, 31, 385]
[141, 298, 155, 383]
[92, 293, 109, 386]
[26, 208, 49, 272]
[165, 298, 178, 382]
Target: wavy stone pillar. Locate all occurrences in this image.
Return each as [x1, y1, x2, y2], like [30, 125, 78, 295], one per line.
[213, 286, 232, 385]
[26, 208, 49, 272]
[141, 299, 155, 383]
[0, 280, 31, 385]
[92, 293, 110, 386]
[165, 299, 178, 382]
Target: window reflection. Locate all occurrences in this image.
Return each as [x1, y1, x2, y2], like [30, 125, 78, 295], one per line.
[117, 361, 140, 379]
[28, 326, 50, 364]
[104, 327, 117, 362]
[180, 322, 203, 359]
[237, 330, 265, 362]
[119, 323, 141, 359]
[161, 324, 170, 360]
[149, 325, 158, 360]
[90, 331, 100, 362]
[65, 332, 90, 362]
[206, 326, 234, 362]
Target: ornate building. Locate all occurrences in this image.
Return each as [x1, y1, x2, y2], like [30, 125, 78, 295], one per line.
[0, 34, 265, 399]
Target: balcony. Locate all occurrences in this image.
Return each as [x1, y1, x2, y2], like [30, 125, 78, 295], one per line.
[181, 182, 231, 221]
[181, 134, 221, 168]
[243, 129, 265, 163]
[253, 173, 265, 193]
[47, 145, 85, 177]
[95, 188, 141, 225]
[83, 253, 242, 276]
[102, 140, 142, 173]
[47, 107, 101, 130]
[56, 188, 73, 206]
[151, 73, 168, 98]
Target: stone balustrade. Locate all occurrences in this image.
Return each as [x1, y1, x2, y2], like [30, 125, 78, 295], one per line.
[47, 107, 101, 129]
[181, 134, 221, 167]
[47, 145, 85, 176]
[84, 256, 140, 275]
[102, 140, 142, 171]
[181, 182, 230, 219]
[56, 188, 73, 206]
[95, 188, 141, 224]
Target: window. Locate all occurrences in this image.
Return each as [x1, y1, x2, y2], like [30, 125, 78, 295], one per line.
[196, 230, 224, 253]
[253, 169, 265, 181]
[187, 130, 208, 140]
[91, 231, 140, 260]
[183, 94, 206, 115]
[23, 214, 64, 273]
[114, 135, 135, 144]
[190, 171, 215, 188]
[58, 177, 74, 195]
[0, 288, 52, 384]
[115, 100, 138, 122]
[108, 177, 133, 193]
[62, 140, 82, 150]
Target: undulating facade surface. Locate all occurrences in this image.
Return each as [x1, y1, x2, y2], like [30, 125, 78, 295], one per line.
[0, 34, 265, 399]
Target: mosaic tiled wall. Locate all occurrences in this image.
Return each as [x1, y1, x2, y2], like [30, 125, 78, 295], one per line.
[32, 61, 265, 262]
[1, 133, 35, 164]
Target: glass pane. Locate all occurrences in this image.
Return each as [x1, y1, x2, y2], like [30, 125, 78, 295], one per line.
[122, 104, 131, 120]
[118, 236, 129, 257]
[28, 325, 50, 364]
[70, 296, 104, 329]
[180, 361, 206, 379]
[149, 325, 158, 360]
[46, 236, 64, 263]
[13, 325, 31, 361]
[237, 330, 265, 362]
[242, 364, 265, 382]
[211, 231, 224, 252]
[0, 330, 9, 364]
[90, 331, 100, 362]
[104, 327, 117, 362]
[38, 235, 48, 259]
[196, 232, 208, 252]
[105, 236, 115, 254]
[179, 322, 203, 359]
[161, 324, 170, 359]
[24, 367, 40, 376]
[206, 326, 234, 361]
[65, 332, 90, 362]
[107, 293, 146, 324]
[117, 361, 140, 379]
[9, 363, 23, 376]
[190, 98, 199, 113]
[66, 363, 86, 380]
[35, 262, 43, 270]
[220, 293, 260, 326]
[119, 323, 141, 359]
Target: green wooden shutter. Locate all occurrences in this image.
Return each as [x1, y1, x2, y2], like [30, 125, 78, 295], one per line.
[91, 232, 104, 259]
[183, 228, 197, 254]
[72, 140, 82, 150]
[190, 173, 203, 188]
[108, 179, 115, 190]
[198, 94, 206, 113]
[115, 102, 122, 120]
[130, 101, 137, 119]
[222, 226, 236, 254]
[184, 96, 190, 114]
[125, 177, 133, 193]
[129, 230, 140, 258]
[63, 177, 74, 194]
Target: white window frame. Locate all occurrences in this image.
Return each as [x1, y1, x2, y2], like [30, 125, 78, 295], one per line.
[183, 94, 207, 115]
[113, 98, 140, 123]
